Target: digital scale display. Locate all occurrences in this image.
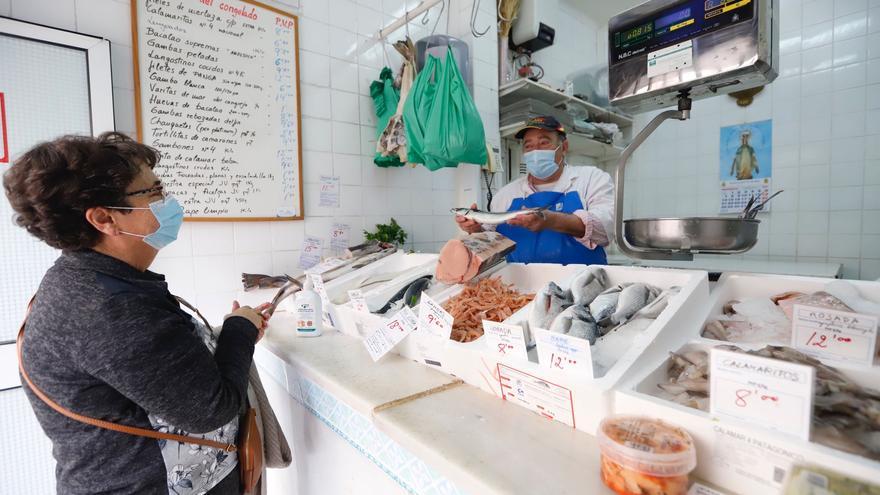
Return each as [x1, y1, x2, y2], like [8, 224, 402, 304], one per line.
[611, 0, 754, 62]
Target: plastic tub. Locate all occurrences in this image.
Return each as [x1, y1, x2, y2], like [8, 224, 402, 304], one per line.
[597, 415, 697, 495]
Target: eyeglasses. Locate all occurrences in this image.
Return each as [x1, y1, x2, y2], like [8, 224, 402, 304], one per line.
[124, 185, 166, 200]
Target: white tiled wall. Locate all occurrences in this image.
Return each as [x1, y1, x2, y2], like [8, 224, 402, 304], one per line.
[615, 0, 880, 280]
[4, 0, 500, 320]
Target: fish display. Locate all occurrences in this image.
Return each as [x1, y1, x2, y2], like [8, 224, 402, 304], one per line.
[569, 267, 608, 306]
[549, 305, 600, 344]
[608, 283, 661, 326]
[330, 261, 435, 305]
[375, 276, 433, 314]
[702, 282, 879, 359]
[529, 282, 573, 331]
[443, 277, 535, 343]
[589, 285, 624, 324]
[450, 206, 546, 225]
[656, 344, 880, 461]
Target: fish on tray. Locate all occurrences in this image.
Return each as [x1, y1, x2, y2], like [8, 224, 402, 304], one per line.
[569, 267, 607, 307]
[549, 304, 600, 344]
[375, 276, 433, 314]
[607, 283, 661, 326]
[657, 344, 880, 460]
[529, 282, 573, 331]
[450, 206, 547, 225]
[589, 285, 626, 325]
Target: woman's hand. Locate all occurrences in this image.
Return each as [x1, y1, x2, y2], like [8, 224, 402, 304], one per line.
[226, 301, 271, 341]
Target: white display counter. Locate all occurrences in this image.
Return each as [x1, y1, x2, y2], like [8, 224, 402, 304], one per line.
[254, 312, 623, 495]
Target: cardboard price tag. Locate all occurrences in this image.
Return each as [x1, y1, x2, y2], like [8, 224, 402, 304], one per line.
[482, 321, 528, 361]
[710, 348, 814, 440]
[363, 307, 418, 362]
[416, 294, 452, 367]
[307, 273, 334, 327]
[534, 328, 593, 378]
[348, 289, 368, 313]
[791, 304, 878, 367]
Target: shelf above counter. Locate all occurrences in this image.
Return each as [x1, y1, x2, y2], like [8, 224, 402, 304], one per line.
[500, 121, 624, 162]
[499, 77, 633, 129]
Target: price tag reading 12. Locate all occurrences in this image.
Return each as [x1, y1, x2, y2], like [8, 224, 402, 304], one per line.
[709, 347, 814, 440]
[533, 328, 593, 378]
[791, 304, 878, 367]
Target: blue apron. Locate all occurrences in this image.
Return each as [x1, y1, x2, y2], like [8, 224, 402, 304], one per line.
[495, 190, 607, 265]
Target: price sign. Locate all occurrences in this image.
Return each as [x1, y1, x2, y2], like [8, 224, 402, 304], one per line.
[307, 273, 334, 327]
[534, 328, 593, 378]
[299, 236, 323, 269]
[348, 289, 368, 313]
[416, 294, 452, 367]
[791, 304, 878, 367]
[329, 222, 350, 255]
[482, 321, 528, 361]
[363, 307, 418, 362]
[318, 175, 340, 207]
[710, 348, 814, 440]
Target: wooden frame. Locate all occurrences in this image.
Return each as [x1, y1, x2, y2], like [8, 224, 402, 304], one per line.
[130, 0, 305, 221]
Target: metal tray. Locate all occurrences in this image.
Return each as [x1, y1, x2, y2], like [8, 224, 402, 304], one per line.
[623, 217, 760, 253]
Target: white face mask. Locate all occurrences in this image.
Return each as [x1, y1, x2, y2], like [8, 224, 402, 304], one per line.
[523, 145, 561, 179]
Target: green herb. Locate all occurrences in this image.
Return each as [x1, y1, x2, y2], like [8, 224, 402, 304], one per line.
[364, 217, 408, 246]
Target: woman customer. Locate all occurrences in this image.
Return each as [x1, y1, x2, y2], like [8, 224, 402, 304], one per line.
[4, 132, 269, 494]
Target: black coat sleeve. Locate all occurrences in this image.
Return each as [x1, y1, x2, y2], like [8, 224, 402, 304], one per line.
[78, 293, 258, 433]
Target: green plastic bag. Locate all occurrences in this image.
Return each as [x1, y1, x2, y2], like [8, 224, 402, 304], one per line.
[422, 49, 487, 169]
[370, 67, 404, 168]
[403, 49, 487, 170]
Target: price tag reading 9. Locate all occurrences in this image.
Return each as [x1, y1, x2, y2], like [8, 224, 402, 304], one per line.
[417, 294, 453, 340]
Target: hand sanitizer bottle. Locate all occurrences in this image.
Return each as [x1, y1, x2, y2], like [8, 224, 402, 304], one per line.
[294, 279, 323, 337]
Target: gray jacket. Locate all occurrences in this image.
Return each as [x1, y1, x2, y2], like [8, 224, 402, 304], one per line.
[20, 250, 258, 494]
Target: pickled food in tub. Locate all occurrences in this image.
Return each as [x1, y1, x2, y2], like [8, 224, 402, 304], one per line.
[597, 415, 696, 495]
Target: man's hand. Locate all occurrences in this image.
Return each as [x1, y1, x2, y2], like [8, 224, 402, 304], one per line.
[454, 202, 484, 234]
[506, 210, 548, 232]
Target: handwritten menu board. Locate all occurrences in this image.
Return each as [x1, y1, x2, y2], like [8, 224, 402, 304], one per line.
[132, 0, 303, 220]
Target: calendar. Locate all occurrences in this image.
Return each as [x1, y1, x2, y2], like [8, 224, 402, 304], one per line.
[720, 178, 771, 214]
[719, 120, 772, 215]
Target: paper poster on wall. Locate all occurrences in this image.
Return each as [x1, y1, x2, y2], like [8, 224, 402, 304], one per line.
[719, 119, 772, 214]
[0, 92, 8, 163]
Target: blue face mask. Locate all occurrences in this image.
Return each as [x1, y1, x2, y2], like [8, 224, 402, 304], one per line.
[523, 145, 561, 179]
[107, 195, 184, 249]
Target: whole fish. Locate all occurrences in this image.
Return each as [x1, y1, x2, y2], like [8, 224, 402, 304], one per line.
[569, 267, 607, 306]
[375, 276, 433, 314]
[607, 283, 660, 326]
[528, 282, 573, 331]
[549, 305, 600, 344]
[589, 285, 626, 325]
[451, 207, 547, 225]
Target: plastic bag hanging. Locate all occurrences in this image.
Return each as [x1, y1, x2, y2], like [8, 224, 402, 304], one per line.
[370, 67, 404, 168]
[378, 38, 417, 165]
[421, 48, 487, 169]
[403, 48, 487, 171]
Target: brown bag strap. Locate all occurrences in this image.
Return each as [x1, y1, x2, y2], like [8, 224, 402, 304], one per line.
[175, 296, 215, 333]
[17, 297, 236, 453]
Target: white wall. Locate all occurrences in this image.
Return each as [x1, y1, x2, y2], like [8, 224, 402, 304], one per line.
[527, 0, 603, 89]
[618, 0, 880, 280]
[530, 0, 879, 280]
[1, 0, 500, 320]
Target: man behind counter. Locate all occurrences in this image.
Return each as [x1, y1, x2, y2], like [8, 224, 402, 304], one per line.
[455, 116, 615, 265]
